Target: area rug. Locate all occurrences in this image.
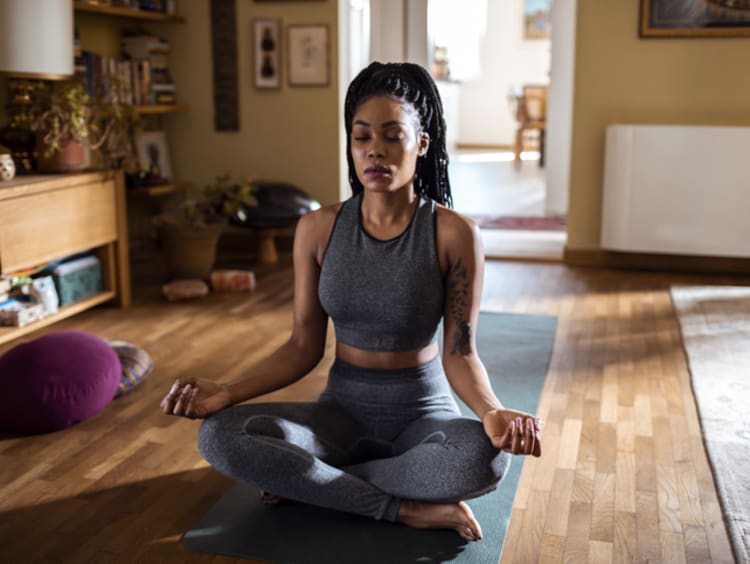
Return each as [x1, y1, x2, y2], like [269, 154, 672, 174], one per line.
[670, 285, 750, 564]
[468, 215, 566, 232]
[183, 311, 557, 564]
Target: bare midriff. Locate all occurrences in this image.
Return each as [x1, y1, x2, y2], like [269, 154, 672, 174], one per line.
[335, 340, 440, 370]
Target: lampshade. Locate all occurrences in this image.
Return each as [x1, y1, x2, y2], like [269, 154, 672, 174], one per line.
[0, 0, 74, 79]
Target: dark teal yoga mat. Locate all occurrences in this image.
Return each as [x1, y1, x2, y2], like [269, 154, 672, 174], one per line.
[184, 311, 557, 563]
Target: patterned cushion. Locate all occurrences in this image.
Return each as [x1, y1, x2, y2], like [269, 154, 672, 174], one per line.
[107, 340, 153, 398]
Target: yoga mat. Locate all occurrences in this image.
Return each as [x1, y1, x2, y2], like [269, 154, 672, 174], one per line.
[184, 311, 557, 563]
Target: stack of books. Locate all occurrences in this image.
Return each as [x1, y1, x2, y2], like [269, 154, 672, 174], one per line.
[121, 32, 177, 105]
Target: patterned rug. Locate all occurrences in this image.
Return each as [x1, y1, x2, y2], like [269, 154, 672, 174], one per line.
[468, 215, 566, 232]
[670, 285, 750, 564]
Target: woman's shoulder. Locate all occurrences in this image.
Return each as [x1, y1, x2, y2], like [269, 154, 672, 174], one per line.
[296, 201, 347, 262]
[436, 205, 480, 241]
[299, 201, 346, 233]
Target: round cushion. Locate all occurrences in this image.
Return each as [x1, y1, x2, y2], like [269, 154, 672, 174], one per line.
[107, 340, 153, 398]
[231, 181, 321, 228]
[0, 331, 121, 434]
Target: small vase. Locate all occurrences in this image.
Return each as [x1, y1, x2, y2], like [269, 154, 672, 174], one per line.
[0, 153, 15, 181]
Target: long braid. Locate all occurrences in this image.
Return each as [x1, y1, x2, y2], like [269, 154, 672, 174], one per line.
[344, 62, 453, 208]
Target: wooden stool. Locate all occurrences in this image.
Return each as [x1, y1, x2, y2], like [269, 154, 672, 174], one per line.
[255, 227, 280, 264]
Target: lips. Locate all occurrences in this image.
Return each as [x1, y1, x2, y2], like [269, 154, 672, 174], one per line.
[364, 165, 390, 176]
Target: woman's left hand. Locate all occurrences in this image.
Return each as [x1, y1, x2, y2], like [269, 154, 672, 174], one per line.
[482, 408, 542, 457]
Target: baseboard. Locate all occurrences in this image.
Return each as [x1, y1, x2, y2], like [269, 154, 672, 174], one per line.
[563, 247, 750, 275]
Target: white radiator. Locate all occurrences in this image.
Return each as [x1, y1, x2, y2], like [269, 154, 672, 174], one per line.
[601, 124, 750, 258]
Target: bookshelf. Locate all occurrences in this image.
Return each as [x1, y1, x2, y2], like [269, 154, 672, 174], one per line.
[73, 1, 188, 252]
[0, 172, 131, 346]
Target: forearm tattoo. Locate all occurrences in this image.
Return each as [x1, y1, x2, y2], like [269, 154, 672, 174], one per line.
[448, 258, 472, 355]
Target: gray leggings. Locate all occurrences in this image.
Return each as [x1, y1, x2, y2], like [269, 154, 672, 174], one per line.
[198, 357, 510, 522]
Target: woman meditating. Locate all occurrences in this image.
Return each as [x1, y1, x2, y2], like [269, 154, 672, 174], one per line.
[161, 62, 542, 542]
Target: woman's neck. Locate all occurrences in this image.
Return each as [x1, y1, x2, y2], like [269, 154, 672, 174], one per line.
[360, 187, 417, 228]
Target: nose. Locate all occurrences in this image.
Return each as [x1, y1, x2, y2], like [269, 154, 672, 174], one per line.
[367, 138, 385, 159]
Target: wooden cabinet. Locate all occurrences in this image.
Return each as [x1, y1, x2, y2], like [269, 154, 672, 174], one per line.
[0, 171, 131, 345]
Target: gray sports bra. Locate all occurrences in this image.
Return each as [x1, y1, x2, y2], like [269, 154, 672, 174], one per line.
[318, 193, 444, 352]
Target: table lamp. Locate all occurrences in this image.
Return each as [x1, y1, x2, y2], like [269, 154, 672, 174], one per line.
[0, 0, 74, 173]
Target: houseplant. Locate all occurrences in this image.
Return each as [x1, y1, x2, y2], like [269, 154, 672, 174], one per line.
[31, 79, 140, 172]
[153, 174, 258, 280]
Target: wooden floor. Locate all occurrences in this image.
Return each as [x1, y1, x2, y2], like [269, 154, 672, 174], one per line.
[0, 255, 745, 563]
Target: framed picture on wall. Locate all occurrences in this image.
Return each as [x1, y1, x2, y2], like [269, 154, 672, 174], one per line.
[640, 0, 750, 37]
[253, 19, 281, 88]
[135, 131, 173, 184]
[524, 0, 552, 40]
[287, 24, 330, 87]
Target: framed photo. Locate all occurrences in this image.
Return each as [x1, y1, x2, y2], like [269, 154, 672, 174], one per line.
[287, 24, 330, 87]
[640, 0, 750, 38]
[135, 131, 173, 183]
[524, 0, 552, 40]
[253, 19, 281, 89]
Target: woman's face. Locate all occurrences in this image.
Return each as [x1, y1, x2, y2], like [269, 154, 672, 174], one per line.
[350, 95, 429, 195]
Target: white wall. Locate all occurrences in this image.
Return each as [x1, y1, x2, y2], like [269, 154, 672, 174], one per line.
[545, 0, 576, 215]
[369, 0, 406, 62]
[456, 0, 550, 146]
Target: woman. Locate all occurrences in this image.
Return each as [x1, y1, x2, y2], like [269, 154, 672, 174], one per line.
[161, 62, 542, 542]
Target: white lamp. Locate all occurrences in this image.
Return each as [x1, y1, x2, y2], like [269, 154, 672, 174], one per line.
[0, 0, 74, 79]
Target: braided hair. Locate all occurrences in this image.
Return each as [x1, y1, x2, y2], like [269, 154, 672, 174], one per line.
[344, 62, 453, 208]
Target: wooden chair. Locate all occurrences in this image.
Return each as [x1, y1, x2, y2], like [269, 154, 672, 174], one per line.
[513, 84, 548, 167]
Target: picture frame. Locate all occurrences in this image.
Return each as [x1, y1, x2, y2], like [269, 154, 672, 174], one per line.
[253, 18, 281, 89]
[640, 0, 750, 38]
[524, 0, 552, 40]
[135, 131, 173, 183]
[287, 24, 330, 87]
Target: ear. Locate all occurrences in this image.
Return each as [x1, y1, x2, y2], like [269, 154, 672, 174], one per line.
[417, 132, 430, 157]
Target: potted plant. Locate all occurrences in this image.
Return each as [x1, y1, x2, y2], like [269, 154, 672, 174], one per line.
[153, 174, 258, 280]
[31, 79, 140, 172]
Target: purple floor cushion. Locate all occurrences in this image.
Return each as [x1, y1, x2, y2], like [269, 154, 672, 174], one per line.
[0, 330, 121, 434]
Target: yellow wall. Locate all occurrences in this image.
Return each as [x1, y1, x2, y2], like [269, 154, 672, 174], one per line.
[155, 1, 340, 205]
[566, 0, 750, 250]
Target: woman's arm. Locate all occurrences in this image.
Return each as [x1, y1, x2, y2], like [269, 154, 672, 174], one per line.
[439, 209, 541, 456]
[161, 208, 332, 418]
[222, 210, 330, 404]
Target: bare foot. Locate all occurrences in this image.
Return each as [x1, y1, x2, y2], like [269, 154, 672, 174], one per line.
[396, 500, 482, 542]
[260, 490, 283, 506]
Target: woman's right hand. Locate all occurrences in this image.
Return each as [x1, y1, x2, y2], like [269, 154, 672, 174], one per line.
[160, 378, 232, 419]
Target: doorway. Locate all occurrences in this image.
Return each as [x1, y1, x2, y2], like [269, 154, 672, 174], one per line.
[346, 0, 575, 260]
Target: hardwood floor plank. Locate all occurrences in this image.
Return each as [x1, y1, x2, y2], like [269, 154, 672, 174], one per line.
[588, 540, 613, 564]
[543, 468, 575, 536]
[591, 472, 615, 543]
[539, 533, 566, 564]
[613, 510, 637, 564]
[656, 464, 683, 534]
[564, 501, 592, 564]
[615, 451, 636, 513]
[636, 488, 663, 563]
[660, 530, 687, 564]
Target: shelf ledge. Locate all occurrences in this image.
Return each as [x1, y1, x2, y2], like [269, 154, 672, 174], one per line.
[74, 2, 184, 22]
[0, 291, 117, 346]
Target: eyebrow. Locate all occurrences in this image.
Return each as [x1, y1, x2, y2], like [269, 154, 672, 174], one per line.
[353, 120, 407, 128]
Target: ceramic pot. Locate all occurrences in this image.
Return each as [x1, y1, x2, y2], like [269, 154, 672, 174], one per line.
[36, 133, 86, 173]
[0, 153, 15, 181]
[155, 220, 226, 280]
